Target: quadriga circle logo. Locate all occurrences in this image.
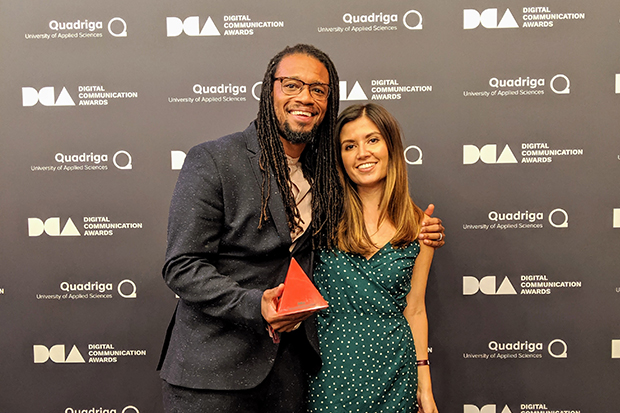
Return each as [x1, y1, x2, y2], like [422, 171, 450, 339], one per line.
[63, 406, 139, 413]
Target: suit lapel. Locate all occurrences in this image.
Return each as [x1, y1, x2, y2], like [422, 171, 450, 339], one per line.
[245, 122, 292, 244]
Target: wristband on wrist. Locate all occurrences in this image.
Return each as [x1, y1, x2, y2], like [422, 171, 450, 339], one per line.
[416, 359, 430, 366]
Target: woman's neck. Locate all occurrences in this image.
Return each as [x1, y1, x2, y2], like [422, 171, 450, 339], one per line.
[359, 185, 395, 255]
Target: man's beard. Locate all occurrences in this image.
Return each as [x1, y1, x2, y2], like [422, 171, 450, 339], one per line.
[280, 120, 320, 145]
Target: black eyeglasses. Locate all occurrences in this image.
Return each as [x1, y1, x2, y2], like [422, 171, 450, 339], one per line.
[274, 77, 330, 101]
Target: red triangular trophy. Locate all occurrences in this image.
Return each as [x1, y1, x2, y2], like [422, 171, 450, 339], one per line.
[276, 258, 328, 316]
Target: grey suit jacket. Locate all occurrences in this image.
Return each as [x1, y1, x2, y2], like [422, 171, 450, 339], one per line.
[158, 121, 321, 390]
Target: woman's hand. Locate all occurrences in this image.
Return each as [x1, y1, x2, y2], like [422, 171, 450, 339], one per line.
[417, 387, 438, 413]
[418, 204, 446, 248]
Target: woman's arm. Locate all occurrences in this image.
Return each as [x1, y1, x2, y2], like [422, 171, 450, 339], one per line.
[403, 240, 438, 413]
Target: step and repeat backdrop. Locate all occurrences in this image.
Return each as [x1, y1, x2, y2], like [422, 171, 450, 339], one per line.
[1, 0, 619, 412]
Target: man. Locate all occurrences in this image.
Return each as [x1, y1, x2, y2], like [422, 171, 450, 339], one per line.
[158, 44, 445, 412]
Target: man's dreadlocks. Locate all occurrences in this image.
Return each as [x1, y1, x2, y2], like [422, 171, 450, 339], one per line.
[256, 44, 342, 249]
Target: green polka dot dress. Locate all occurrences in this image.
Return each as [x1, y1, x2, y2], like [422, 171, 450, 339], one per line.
[307, 242, 420, 413]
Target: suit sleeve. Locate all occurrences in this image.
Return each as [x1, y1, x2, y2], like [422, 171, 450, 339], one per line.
[162, 144, 264, 332]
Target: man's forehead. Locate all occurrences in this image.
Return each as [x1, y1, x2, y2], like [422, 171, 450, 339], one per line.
[275, 54, 329, 82]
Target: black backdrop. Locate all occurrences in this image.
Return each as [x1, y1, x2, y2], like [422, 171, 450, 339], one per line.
[2, 1, 619, 412]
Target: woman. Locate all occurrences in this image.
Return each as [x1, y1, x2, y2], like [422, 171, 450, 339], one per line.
[308, 103, 438, 413]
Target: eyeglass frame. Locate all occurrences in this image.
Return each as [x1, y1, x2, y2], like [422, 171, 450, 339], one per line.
[273, 77, 331, 101]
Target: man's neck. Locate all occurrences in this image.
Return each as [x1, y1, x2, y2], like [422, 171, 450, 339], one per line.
[280, 136, 306, 158]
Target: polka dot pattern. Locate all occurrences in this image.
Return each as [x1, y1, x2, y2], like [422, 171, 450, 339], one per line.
[307, 242, 420, 413]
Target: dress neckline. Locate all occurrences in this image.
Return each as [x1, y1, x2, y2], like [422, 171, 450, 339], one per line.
[363, 242, 391, 261]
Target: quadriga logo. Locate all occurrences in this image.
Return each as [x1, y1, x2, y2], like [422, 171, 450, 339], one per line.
[54, 150, 133, 170]
[59, 279, 137, 299]
[47, 17, 128, 37]
[402, 10, 423, 30]
[463, 8, 518, 29]
[341, 10, 423, 30]
[404, 146, 423, 165]
[22, 86, 75, 106]
[488, 339, 568, 358]
[166, 16, 220, 36]
[489, 74, 570, 95]
[488, 209, 569, 228]
[65, 407, 139, 413]
[464, 406, 512, 413]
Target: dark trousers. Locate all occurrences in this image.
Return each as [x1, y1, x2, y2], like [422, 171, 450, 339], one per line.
[162, 336, 307, 413]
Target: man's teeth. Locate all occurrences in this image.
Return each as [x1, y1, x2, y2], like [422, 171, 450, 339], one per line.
[290, 110, 312, 116]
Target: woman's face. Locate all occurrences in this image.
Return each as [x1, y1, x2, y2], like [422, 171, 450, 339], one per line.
[339, 115, 389, 191]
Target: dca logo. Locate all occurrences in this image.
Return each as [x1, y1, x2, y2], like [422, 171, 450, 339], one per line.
[171, 150, 187, 170]
[463, 144, 517, 164]
[166, 16, 220, 36]
[463, 276, 517, 295]
[464, 9, 519, 29]
[340, 80, 368, 101]
[33, 344, 85, 363]
[464, 405, 512, 413]
[22, 86, 75, 107]
[28, 218, 80, 237]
